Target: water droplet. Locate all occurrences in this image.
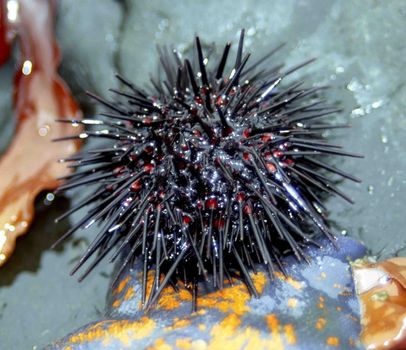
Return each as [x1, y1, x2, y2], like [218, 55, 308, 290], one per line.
[44, 192, 55, 205]
[351, 107, 365, 118]
[0, 231, 6, 252]
[341, 230, 348, 236]
[158, 18, 169, 31]
[7, 0, 19, 22]
[335, 66, 345, 74]
[347, 79, 363, 92]
[387, 177, 394, 187]
[371, 100, 383, 109]
[105, 33, 114, 43]
[38, 124, 50, 137]
[247, 27, 256, 36]
[22, 60, 33, 75]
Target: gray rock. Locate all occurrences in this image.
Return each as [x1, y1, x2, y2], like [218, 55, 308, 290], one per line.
[0, 60, 14, 154]
[47, 236, 366, 350]
[56, 0, 123, 102]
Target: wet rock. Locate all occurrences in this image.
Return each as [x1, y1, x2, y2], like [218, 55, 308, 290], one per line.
[0, 60, 14, 154]
[56, 0, 123, 101]
[47, 236, 366, 349]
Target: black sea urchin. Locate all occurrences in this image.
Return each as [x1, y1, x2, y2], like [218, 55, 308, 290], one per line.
[54, 30, 362, 308]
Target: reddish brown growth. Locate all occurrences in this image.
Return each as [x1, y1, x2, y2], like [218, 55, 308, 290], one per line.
[0, 0, 81, 266]
[0, 1, 11, 65]
[353, 257, 406, 350]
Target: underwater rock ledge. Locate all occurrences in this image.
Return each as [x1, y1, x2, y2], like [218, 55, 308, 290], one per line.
[47, 236, 366, 350]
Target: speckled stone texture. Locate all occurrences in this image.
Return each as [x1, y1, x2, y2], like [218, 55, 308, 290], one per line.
[0, 1, 405, 349]
[46, 236, 366, 349]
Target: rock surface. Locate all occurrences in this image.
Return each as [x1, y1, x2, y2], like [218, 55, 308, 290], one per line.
[48, 236, 366, 350]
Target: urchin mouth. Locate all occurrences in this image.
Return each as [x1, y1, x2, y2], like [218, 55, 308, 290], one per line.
[53, 29, 362, 309]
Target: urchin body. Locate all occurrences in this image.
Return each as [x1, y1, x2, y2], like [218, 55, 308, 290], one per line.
[55, 30, 361, 309]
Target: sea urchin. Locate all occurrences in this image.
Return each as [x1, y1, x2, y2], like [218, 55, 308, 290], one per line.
[54, 30, 362, 309]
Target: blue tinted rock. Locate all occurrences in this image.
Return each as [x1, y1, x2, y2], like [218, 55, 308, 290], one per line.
[47, 236, 366, 349]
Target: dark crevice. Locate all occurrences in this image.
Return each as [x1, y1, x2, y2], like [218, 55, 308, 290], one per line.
[0, 194, 72, 287]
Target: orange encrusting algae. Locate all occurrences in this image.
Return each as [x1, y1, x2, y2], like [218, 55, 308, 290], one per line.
[137, 270, 267, 314]
[157, 288, 192, 310]
[114, 275, 131, 295]
[198, 272, 267, 315]
[274, 271, 303, 289]
[111, 299, 121, 308]
[66, 312, 298, 349]
[207, 313, 289, 350]
[353, 257, 406, 350]
[0, 0, 81, 266]
[134, 270, 192, 310]
[287, 298, 298, 308]
[198, 324, 206, 330]
[326, 336, 340, 347]
[318, 296, 325, 309]
[147, 338, 172, 350]
[165, 318, 191, 331]
[67, 318, 156, 347]
[264, 314, 285, 349]
[315, 317, 327, 330]
[65, 270, 306, 349]
[283, 324, 297, 345]
[175, 338, 192, 349]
